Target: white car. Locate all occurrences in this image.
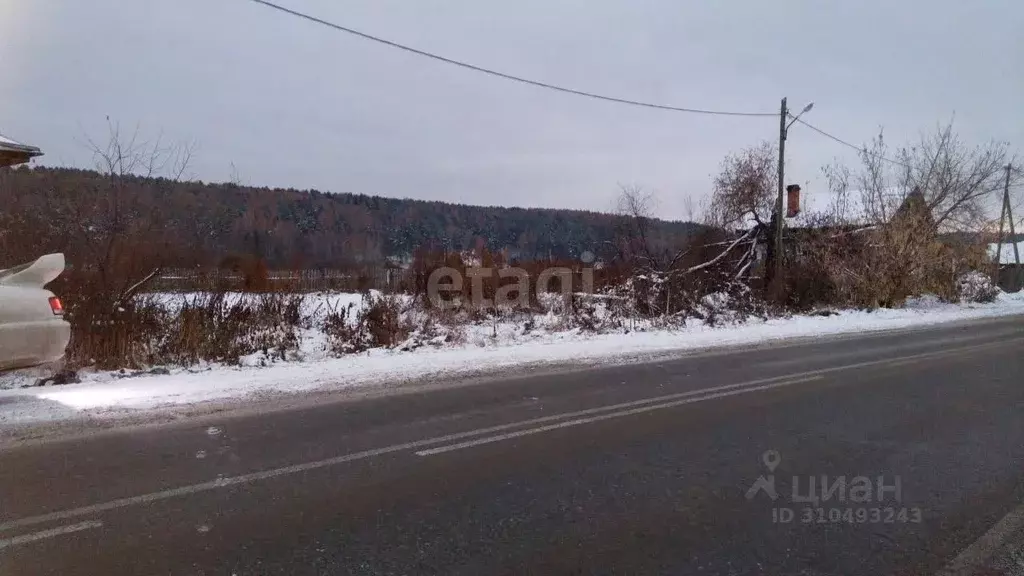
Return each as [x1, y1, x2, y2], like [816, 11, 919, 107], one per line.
[0, 253, 72, 371]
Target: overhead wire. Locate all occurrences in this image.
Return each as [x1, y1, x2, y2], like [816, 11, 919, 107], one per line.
[247, 0, 992, 174]
[246, 0, 777, 117]
[791, 117, 910, 168]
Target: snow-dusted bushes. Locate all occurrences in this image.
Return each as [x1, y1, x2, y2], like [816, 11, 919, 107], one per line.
[156, 292, 307, 365]
[397, 311, 465, 352]
[693, 282, 773, 327]
[957, 271, 999, 303]
[62, 292, 310, 369]
[322, 292, 411, 354]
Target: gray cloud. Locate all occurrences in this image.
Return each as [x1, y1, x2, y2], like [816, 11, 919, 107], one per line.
[1, 0, 1021, 219]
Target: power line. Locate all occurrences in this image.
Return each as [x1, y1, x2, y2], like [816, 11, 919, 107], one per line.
[247, 0, 990, 174]
[791, 117, 910, 168]
[246, 0, 777, 118]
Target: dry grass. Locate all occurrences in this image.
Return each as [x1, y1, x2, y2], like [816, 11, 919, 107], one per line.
[322, 292, 411, 355]
[59, 281, 308, 369]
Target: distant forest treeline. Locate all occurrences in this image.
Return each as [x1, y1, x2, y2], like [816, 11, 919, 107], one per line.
[1, 167, 704, 268]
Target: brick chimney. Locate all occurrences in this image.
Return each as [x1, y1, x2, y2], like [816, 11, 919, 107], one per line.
[786, 184, 801, 218]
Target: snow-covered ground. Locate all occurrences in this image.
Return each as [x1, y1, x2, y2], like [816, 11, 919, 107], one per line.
[1, 290, 1023, 427]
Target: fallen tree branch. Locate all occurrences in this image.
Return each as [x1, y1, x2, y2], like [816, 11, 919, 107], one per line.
[679, 227, 758, 276]
[115, 267, 162, 307]
[734, 236, 760, 280]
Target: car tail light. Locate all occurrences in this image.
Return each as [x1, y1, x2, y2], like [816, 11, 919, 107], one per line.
[48, 296, 64, 316]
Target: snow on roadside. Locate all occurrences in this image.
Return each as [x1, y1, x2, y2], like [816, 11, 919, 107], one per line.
[1, 291, 1023, 426]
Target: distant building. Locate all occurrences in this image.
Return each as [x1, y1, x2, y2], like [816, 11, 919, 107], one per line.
[988, 241, 1024, 265]
[0, 132, 42, 168]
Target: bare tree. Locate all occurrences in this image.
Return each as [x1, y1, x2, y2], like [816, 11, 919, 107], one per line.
[682, 194, 700, 224]
[613, 183, 761, 318]
[706, 141, 778, 229]
[614, 185, 714, 276]
[819, 161, 861, 226]
[0, 119, 198, 366]
[855, 122, 1018, 231]
[74, 119, 197, 304]
[613, 185, 661, 268]
[802, 122, 1015, 308]
[229, 161, 247, 187]
[617, 177, 759, 266]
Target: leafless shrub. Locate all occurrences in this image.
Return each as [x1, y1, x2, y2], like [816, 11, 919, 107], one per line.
[398, 308, 467, 351]
[795, 202, 975, 308]
[156, 292, 306, 366]
[63, 294, 170, 370]
[322, 299, 366, 355]
[63, 290, 307, 369]
[561, 293, 623, 332]
[689, 281, 772, 326]
[361, 292, 409, 348]
[322, 292, 411, 355]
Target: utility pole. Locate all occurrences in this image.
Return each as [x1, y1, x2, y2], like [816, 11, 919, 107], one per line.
[768, 97, 812, 298]
[773, 97, 788, 295]
[996, 164, 1021, 288]
[1006, 164, 1020, 267]
[996, 166, 1008, 277]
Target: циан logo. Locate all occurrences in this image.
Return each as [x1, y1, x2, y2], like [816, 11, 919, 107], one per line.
[746, 450, 922, 525]
[745, 449, 781, 501]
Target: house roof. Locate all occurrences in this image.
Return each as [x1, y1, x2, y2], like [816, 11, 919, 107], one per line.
[0, 132, 43, 167]
[788, 189, 869, 227]
[787, 186, 948, 229]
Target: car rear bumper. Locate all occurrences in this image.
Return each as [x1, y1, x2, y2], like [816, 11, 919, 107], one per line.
[0, 318, 71, 371]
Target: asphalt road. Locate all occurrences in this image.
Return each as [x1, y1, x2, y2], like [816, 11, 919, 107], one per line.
[1, 316, 1023, 575]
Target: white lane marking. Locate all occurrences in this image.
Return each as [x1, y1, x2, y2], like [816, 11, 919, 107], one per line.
[0, 371, 819, 534]
[934, 503, 1024, 576]
[0, 520, 103, 550]
[0, 339, 1008, 534]
[415, 376, 824, 456]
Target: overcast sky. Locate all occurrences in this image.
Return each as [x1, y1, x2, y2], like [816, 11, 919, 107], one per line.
[1, 0, 1021, 220]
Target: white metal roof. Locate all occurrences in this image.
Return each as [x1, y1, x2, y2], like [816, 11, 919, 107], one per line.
[0, 132, 40, 152]
[989, 242, 1024, 264]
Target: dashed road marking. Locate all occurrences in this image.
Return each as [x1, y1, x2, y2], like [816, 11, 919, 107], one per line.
[0, 520, 103, 550]
[0, 339, 1012, 535]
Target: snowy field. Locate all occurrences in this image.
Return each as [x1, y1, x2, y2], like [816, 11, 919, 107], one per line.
[1, 290, 1023, 427]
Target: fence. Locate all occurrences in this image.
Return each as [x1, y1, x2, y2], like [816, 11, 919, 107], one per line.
[997, 265, 1024, 293]
[151, 268, 405, 293]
